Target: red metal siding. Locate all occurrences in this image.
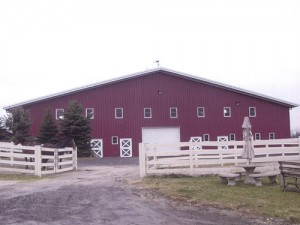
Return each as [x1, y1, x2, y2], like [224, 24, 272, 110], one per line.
[23, 71, 292, 157]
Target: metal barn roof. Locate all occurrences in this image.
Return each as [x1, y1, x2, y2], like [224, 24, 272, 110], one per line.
[4, 67, 299, 109]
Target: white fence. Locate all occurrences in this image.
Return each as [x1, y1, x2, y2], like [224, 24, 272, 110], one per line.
[0, 142, 77, 177]
[139, 138, 300, 177]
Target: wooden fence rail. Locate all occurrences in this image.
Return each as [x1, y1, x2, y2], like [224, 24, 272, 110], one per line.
[0, 142, 77, 177]
[139, 137, 300, 177]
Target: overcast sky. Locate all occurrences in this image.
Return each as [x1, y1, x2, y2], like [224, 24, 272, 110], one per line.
[0, 0, 299, 130]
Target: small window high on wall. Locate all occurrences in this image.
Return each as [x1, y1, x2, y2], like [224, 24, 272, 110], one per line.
[197, 107, 205, 118]
[86, 108, 94, 119]
[115, 108, 123, 119]
[223, 107, 231, 117]
[144, 108, 152, 118]
[170, 107, 178, 118]
[56, 109, 64, 120]
[249, 107, 256, 117]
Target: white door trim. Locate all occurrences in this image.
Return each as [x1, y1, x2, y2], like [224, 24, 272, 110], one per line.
[91, 139, 103, 158]
[120, 138, 132, 157]
[217, 136, 228, 150]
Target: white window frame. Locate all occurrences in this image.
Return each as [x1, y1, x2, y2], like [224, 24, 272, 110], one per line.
[86, 108, 94, 119]
[144, 108, 152, 118]
[56, 109, 64, 120]
[255, 133, 261, 140]
[197, 107, 205, 118]
[229, 133, 235, 141]
[223, 107, 231, 117]
[115, 108, 123, 119]
[203, 134, 210, 142]
[112, 136, 118, 145]
[249, 107, 256, 117]
[269, 133, 275, 140]
[170, 107, 178, 118]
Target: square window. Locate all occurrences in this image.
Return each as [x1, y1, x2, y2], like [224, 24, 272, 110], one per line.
[170, 107, 178, 118]
[144, 108, 152, 118]
[115, 108, 123, 119]
[203, 134, 210, 142]
[86, 108, 94, 119]
[229, 133, 235, 141]
[197, 107, 205, 118]
[269, 133, 275, 140]
[56, 109, 64, 120]
[112, 136, 118, 145]
[249, 107, 256, 117]
[255, 133, 261, 140]
[223, 107, 231, 117]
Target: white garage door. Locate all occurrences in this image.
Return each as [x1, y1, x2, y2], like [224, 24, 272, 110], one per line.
[142, 127, 180, 152]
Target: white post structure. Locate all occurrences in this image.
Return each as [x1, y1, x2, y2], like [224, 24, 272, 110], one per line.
[54, 148, 59, 173]
[34, 145, 42, 177]
[139, 143, 147, 178]
[10, 142, 14, 166]
[73, 147, 78, 170]
[189, 141, 194, 176]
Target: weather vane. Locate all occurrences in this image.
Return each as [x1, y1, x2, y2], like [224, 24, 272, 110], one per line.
[154, 60, 160, 67]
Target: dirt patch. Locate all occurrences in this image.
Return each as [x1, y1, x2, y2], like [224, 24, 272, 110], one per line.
[0, 158, 290, 225]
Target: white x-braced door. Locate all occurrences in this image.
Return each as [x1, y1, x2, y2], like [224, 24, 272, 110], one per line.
[91, 139, 103, 158]
[120, 138, 132, 157]
[190, 137, 202, 150]
[217, 136, 228, 150]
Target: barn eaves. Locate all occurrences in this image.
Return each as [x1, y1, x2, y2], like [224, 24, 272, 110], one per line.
[3, 67, 299, 110]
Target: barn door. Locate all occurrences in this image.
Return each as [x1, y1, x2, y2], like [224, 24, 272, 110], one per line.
[190, 137, 202, 150]
[217, 136, 228, 150]
[91, 139, 103, 158]
[120, 138, 132, 157]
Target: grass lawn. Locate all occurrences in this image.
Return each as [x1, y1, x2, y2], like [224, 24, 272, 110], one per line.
[141, 175, 300, 223]
[0, 173, 41, 181]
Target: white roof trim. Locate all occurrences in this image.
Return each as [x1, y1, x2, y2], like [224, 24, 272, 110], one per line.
[3, 67, 299, 109]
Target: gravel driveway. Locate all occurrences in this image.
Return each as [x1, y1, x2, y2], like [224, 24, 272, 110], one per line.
[0, 158, 289, 225]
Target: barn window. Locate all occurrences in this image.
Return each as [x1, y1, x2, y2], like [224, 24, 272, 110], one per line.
[223, 107, 231, 117]
[197, 107, 205, 118]
[112, 136, 118, 144]
[203, 134, 210, 142]
[56, 109, 64, 120]
[86, 108, 94, 119]
[170, 107, 178, 118]
[269, 133, 275, 140]
[254, 133, 261, 140]
[144, 108, 152, 118]
[229, 133, 235, 141]
[249, 107, 256, 117]
[115, 108, 123, 119]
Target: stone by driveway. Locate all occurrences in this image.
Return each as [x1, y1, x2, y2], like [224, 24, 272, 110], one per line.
[0, 158, 289, 225]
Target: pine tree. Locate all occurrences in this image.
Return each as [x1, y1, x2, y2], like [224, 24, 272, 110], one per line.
[0, 116, 11, 141]
[60, 101, 92, 157]
[4, 107, 31, 144]
[39, 109, 59, 144]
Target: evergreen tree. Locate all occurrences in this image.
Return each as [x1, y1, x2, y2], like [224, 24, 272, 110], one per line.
[39, 109, 59, 144]
[4, 107, 31, 144]
[0, 116, 11, 141]
[60, 101, 92, 157]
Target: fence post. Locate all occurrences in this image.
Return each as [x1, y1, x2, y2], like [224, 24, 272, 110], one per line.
[73, 147, 78, 170]
[10, 142, 14, 166]
[34, 145, 42, 177]
[54, 148, 59, 173]
[189, 141, 194, 176]
[139, 143, 146, 178]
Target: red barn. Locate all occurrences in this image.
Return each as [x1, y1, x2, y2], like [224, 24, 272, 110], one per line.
[4, 68, 298, 157]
